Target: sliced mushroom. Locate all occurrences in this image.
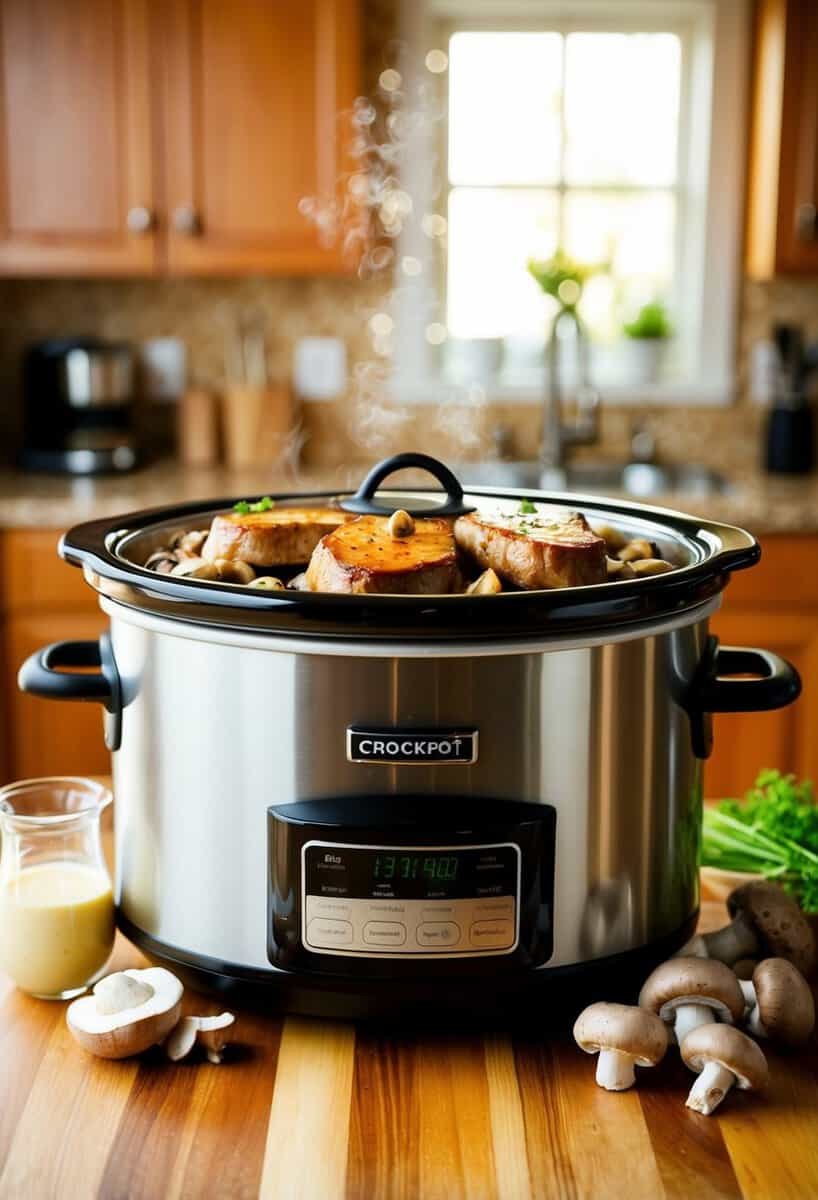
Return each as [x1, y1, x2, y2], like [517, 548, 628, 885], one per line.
[592, 522, 629, 554]
[170, 557, 222, 581]
[638, 957, 745, 1043]
[145, 548, 179, 574]
[211, 558, 256, 584]
[629, 558, 674, 576]
[616, 538, 656, 563]
[388, 509, 415, 539]
[248, 576, 287, 590]
[738, 957, 815, 1044]
[466, 568, 502, 595]
[66, 968, 184, 1059]
[681, 881, 816, 976]
[680, 1024, 768, 1115]
[606, 557, 636, 580]
[175, 529, 210, 558]
[164, 1012, 236, 1063]
[573, 1002, 669, 1090]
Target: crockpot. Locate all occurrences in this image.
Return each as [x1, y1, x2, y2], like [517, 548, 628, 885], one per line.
[18, 454, 801, 1022]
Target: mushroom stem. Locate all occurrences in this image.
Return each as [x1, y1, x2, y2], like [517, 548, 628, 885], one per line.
[678, 934, 708, 958]
[701, 916, 759, 965]
[595, 1049, 636, 1091]
[685, 1061, 736, 1115]
[738, 979, 756, 1010]
[672, 1003, 714, 1044]
[746, 1005, 768, 1039]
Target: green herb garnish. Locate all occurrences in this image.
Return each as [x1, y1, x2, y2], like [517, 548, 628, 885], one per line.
[233, 496, 275, 515]
[519, 498, 536, 514]
[701, 769, 818, 912]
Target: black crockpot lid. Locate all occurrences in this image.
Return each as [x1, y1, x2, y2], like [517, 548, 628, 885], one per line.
[59, 471, 759, 642]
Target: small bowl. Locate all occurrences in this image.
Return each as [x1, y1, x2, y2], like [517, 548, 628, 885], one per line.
[700, 866, 760, 905]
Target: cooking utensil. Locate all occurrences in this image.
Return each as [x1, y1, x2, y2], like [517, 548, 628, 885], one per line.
[17, 454, 801, 1021]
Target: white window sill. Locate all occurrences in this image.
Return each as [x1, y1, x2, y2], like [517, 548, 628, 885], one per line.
[389, 374, 736, 407]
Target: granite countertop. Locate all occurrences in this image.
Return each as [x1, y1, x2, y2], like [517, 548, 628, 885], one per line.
[0, 458, 817, 534]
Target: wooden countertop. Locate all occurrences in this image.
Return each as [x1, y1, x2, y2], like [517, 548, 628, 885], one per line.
[2, 891, 817, 1199]
[2, 457, 818, 534]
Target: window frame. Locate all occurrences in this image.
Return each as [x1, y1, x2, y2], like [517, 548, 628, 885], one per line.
[393, 0, 750, 406]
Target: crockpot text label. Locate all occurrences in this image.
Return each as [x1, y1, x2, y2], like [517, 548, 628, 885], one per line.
[346, 728, 479, 765]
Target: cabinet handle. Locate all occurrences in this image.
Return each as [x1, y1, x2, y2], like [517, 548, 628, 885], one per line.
[796, 202, 818, 241]
[126, 205, 155, 235]
[173, 205, 202, 236]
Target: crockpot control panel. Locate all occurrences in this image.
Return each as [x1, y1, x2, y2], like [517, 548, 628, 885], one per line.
[267, 796, 555, 977]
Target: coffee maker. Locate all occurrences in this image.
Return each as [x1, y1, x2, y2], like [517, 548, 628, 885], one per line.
[21, 337, 140, 474]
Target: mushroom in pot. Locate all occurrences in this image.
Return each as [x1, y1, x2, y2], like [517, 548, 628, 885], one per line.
[170, 557, 222, 581]
[616, 538, 656, 563]
[145, 549, 179, 574]
[680, 1024, 768, 1115]
[211, 558, 256, 584]
[248, 576, 287, 590]
[638, 957, 745, 1043]
[573, 1002, 668, 1090]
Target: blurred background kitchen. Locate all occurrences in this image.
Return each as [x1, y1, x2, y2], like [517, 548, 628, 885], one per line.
[0, 0, 817, 794]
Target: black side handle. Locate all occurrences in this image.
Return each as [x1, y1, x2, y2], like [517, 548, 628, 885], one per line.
[685, 635, 801, 758]
[341, 452, 475, 517]
[18, 632, 122, 752]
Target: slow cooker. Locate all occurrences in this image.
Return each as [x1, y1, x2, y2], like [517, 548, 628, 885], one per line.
[18, 453, 801, 1021]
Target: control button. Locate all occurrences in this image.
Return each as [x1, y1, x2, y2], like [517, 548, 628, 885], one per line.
[307, 897, 352, 919]
[306, 918, 353, 948]
[470, 919, 515, 949]
[474, 897, 515, 917]
[363, 921, 406, 946]
[416, 922, 460, 948]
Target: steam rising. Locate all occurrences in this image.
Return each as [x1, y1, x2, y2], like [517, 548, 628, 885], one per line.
[300, 45, 490, 460]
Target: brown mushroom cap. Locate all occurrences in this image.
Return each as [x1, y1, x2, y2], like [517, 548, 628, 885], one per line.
[753, 957, 816, 1044]
[732, 958, 759, 981]
[573, 1002, 669, 1065]
[728, 882, 816, 977]
[638, 957, 745, 1024]
[680, 1024, 769, 1091]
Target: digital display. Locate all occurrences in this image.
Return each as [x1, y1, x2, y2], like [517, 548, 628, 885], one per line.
[303, 842, 518, 902]
[373, 853, 459, 882]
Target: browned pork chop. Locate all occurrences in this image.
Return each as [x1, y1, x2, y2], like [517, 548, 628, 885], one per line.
[202, 507, 350, 566]
[454, 508, 606, 590]
[305, 515, 461, 594]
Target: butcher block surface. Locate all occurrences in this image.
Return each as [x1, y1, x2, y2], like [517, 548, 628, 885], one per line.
[2, 898, 818, 1198]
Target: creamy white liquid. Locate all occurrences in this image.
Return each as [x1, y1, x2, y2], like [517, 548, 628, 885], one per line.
[0, 862, 115, 996]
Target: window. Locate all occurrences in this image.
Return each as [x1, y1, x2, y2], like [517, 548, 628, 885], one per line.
[395, 0, 749, 403]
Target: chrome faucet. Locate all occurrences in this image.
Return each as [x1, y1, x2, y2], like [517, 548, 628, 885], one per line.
[540, 307, 600, 481]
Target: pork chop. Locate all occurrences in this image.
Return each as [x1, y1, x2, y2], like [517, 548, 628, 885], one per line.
[305, 515, 461, 594]
[202, 507, 350, 566]
[454, 507, 606, 590]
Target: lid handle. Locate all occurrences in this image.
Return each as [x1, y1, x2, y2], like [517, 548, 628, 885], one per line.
[341, 453, 475, 517]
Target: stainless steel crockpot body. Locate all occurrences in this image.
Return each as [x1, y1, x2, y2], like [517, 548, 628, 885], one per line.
[19, 454, 801, 1022]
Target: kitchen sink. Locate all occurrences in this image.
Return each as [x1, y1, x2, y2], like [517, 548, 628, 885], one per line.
[459, 460, 732, 500]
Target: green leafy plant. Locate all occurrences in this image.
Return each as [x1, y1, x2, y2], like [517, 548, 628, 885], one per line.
[701, 769, 818, 912]
[623, 301, 672, 340]
[527, 250, 604, 311]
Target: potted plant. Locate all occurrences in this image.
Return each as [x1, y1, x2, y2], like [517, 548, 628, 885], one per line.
[622, 301, 672, 385]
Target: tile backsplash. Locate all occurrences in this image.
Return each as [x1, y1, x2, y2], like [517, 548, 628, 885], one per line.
[1, 274, 816, 476]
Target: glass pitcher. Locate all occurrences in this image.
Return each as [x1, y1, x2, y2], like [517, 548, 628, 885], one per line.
[0, 777, 115, 999]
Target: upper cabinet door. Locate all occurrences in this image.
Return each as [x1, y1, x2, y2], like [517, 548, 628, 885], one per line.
[746, 0, 818, 277]
[0, 0, 157, 275]
[162, 0, 360, 275]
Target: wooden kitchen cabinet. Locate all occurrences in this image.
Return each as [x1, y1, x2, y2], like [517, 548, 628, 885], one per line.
[0, 531, 109, 782]
[0, 0, 360, 278]
[0, 0, 158, 275]
[707, 535, 818, 796]
[746, 0, 818, 276]
[161, 0, 360, 274]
